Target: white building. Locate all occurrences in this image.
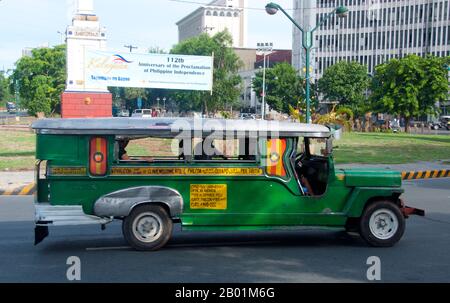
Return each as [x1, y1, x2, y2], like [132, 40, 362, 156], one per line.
[293, 0, 450, 79]
[176, 0, 248, 48]
[66, 0, 107, 92]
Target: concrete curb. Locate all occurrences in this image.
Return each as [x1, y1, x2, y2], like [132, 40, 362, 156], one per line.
[402, 169, 450, 180]
[0, 183, 36, 196]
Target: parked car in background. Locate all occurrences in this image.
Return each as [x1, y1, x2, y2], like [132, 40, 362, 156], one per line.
[131, 109, 152, 118]
[118, 109, 130, 117]
[239, 113, 256, 120]
[6, 102, 16, 113]
[430, 116, 450, 130]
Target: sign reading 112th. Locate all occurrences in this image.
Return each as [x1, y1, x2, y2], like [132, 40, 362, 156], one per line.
[84, 50, 213, 91]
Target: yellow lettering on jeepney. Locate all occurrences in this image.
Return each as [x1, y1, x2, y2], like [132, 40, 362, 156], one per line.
[110, 167, 263, 176]
[190, 184, 227, 210]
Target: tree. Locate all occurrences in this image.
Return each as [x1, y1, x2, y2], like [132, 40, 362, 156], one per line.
[252, 62, 304, 115]
[10, 45, 66, 116]
[370, 55, 449, 132]
[418, 55, 450, 116]
[318, 61, 370, 115]
[170, 31, 243, 114]
[0, 72, 11, 106]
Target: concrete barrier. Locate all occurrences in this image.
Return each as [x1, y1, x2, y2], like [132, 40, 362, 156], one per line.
[0, 183, 36, 196]
[401, 169, 450, 180]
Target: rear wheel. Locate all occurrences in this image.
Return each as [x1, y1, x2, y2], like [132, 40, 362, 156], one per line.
[359, 201, 405, 247]
[122, 204, 173, 251]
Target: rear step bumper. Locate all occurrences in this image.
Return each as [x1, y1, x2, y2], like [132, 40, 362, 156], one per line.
[34, 204, 113, 245]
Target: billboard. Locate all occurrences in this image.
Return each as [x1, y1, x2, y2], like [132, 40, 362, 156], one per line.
[84, 50, 213, 91]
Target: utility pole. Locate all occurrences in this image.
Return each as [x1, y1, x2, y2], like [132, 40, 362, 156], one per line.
[124, 45, 138, 53]
[257, 42, 273, 120]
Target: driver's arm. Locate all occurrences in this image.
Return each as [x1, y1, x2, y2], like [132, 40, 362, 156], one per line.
[301, 175, 315, 196]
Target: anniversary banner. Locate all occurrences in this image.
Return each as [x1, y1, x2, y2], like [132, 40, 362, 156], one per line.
[84, 50, 214, 91]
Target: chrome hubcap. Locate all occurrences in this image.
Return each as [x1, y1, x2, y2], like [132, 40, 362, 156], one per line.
[132, 212, 163, 243]
[369, 209, 399, 240]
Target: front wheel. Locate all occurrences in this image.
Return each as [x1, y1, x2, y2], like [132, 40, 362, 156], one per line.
[122, 204, 173, 251]
[359, 201, 405, 247]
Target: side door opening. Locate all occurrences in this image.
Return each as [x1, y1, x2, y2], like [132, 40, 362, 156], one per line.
[293, 137, 331, 196]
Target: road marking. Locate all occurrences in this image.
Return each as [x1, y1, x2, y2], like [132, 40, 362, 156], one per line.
[86, 246, 130, 251]
[85, 240, 281, 251]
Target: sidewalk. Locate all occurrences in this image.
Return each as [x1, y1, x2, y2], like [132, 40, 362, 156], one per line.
[0, 171, 34, 190]
[336, 160, 450, 172]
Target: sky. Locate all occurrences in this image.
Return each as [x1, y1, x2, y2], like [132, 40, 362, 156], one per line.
[0, 0, 293, 71]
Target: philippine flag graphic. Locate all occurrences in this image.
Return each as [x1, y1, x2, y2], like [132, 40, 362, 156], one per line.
[113, 54, 133, 64]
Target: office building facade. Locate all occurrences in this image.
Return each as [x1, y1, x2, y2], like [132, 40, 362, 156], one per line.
[176, 0, 248, 48]
[293, 0, 450, 78]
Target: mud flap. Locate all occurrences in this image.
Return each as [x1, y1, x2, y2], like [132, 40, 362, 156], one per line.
[35, 226, 49, 245]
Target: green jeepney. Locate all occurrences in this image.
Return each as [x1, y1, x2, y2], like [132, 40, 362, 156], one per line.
[32, 118, 423, 250]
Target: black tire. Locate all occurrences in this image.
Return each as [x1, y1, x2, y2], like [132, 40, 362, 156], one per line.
[359, 201, 405, 247]
[122, 204, 173, 251]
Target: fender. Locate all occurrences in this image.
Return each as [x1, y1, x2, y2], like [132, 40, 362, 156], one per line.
[342, 187, 404, 218]
[94, 186, 184, 218]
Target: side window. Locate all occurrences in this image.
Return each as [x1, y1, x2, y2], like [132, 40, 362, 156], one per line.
[192, 137, 257, 162]
[308, 138, 329, 157]
[115, 137, 182, 163]
[296, 137, 306, 155]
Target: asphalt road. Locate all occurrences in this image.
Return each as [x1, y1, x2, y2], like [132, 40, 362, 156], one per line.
[0, 178, 449, 283]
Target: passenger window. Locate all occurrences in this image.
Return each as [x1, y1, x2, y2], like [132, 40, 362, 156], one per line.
[192, 137, 257, 162]
[115, 137, 182, 163]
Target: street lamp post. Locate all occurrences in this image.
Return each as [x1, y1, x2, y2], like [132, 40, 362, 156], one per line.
[257, 42, 273, 120]
[265, 2, 348, 123]
[57, 31, 65, 44]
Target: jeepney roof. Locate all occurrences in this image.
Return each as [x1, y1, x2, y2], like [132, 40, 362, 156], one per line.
[32, 118, 331, 138]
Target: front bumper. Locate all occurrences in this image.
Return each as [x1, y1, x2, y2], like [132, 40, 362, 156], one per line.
[399, 199, 425, 218]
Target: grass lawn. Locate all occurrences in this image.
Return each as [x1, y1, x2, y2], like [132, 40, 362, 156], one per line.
[0, 130, 36, 171]
[0, 130, 449, 171]
[333, 132, 450, 164]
